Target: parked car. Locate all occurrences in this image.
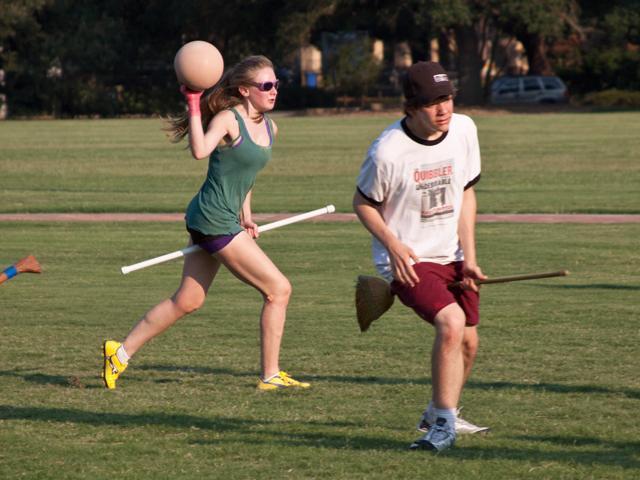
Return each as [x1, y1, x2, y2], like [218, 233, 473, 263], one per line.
[489, 75, 569, 105]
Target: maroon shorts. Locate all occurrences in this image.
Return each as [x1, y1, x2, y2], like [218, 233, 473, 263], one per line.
[390, 262, 480, 326]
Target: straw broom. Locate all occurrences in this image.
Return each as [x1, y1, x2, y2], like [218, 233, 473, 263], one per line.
[355, 270, 568, 332]
[0, 255, 42, 285]
[355, 275, 394, 332]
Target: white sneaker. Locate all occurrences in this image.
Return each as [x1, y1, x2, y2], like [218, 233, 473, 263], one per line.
[417, 407, 490, 435]
[455, 415, 490, 434]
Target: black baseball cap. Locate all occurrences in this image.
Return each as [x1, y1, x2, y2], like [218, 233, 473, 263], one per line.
[403, 61, 454, 105]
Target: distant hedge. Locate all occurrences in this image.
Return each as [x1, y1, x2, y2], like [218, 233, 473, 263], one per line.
[582, 89, 640, 108]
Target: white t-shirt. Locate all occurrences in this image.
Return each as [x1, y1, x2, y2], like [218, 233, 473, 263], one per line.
[356, 113, 481, 280]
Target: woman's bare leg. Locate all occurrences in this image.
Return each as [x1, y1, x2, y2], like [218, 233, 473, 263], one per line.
[216, 232, 291, 379]
[122, 246, 221, 356]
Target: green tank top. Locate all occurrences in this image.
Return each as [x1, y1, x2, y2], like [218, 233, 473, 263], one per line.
[185, 108, 273, 235]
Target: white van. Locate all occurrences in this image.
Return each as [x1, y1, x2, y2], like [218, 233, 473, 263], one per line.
[490, 76, 569, 105]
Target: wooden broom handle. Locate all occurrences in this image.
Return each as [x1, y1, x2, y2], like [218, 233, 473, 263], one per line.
[449, 270, 569, 288]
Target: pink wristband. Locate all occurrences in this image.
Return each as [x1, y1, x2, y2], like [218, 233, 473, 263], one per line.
[186, 96, 201, 116]
[180, 85, 202, 116]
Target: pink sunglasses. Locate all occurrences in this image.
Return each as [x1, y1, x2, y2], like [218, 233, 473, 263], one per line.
[249, 80, 280, 92]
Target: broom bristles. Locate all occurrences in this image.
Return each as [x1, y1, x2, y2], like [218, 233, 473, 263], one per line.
[16, 255, 42, 274]
[355, 275, 394, 332]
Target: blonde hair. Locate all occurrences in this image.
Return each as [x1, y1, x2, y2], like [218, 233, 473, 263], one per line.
[167, 55, 274, 143]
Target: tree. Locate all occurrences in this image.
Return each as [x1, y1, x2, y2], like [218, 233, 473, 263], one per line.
[427, 0, 487, 105]
[275, 0, 338, 58]
[0, 0, 52, 116]
[322, 34, 383, 102]
[567, 0, 640, 93]
[1, 0, 298, 116]
[429, 1, 582, 102]
[493, 0, 578, 76]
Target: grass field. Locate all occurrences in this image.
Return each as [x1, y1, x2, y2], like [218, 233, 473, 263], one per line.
[1, 111, 639, 214]
[1, 111, 639, 478]
[1, 221, 639, 479]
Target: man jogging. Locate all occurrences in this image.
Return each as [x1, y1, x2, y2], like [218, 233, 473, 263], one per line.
[353, 61, 489, 452]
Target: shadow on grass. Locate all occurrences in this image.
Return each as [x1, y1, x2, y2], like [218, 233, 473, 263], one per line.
[514, 434, 640, 451]
[0, 370, 100, 389]
[2, 404, 639, 466]
[2, 367, 638, 400]
[138, 365, 415, 387]
[298, 372, 640, 400]
[0, 404, 405, 451]
[533, 283, 640, 291]
[466, 379, 640, 400]
[0, 366, 253, 389]
[445, 435, 640, 470]
[137, 364, 255, 377]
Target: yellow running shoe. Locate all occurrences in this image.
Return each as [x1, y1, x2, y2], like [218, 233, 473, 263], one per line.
[102, 340, 127, 389]
[257, 371, 310, 391]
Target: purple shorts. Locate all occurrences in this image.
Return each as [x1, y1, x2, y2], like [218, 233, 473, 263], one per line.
[390, 262, 480, 326]
[187, 227, 239, 254]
